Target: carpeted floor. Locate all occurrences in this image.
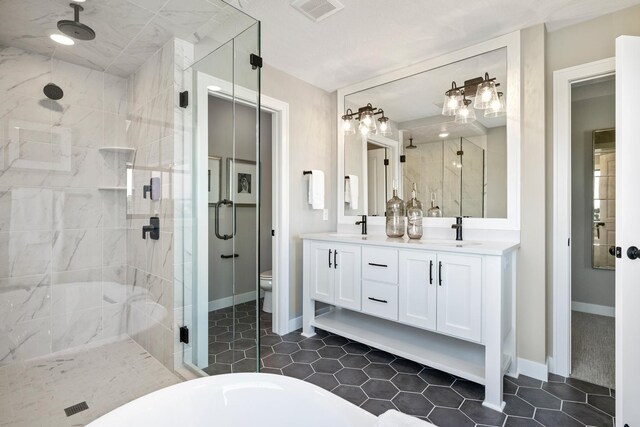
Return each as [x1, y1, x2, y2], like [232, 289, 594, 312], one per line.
[571, 310, 615, 389]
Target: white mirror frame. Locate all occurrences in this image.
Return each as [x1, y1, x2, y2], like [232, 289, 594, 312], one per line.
[337, 31, 521, 232]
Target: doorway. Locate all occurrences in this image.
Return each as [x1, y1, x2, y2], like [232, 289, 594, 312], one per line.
[552, 58, 616, 387]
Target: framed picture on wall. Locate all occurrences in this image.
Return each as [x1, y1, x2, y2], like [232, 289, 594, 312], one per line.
[227, 158, 257, 206]
[208, 156, 222, 204]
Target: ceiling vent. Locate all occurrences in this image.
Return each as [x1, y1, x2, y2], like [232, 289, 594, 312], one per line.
[291, 0, 344, 22]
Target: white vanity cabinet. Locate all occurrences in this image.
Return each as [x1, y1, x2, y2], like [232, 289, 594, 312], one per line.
[302, 233, 518, 413]
[308, 241, 362, 311]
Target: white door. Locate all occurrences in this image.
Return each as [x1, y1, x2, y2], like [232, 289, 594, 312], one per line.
[367, 148, 387, 216]
[615, 35, 640, 426]
[308, 242, 335, 304]
[334, 243, 362, 310]
[398, 250, 438, 330]
[436, 253, 482, 342]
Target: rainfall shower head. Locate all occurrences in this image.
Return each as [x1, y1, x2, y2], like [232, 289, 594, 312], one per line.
[43, 83, 64, 100]
[405, 138, 417, 149]
[57, 3, 96, 41]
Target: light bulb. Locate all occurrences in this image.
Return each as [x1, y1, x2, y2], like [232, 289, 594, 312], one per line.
[438, 132, 449, 138]
[359, 122, 369, 136]
[489, 98, 501, 111]
[459, 106, 469, 118]
[50, 34, 74, 45]
[379, 121, 388, 132]
[447, 97, 458, 109]
[481, 88, 493, 102]
[363, 114, 372, 126]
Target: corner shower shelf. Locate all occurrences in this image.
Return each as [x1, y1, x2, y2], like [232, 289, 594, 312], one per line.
[99, 147, 136, 154]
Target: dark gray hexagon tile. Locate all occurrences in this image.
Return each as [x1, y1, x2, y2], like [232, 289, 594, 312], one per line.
[280, 331, 306, 342]
[452, 379, 485, 400]
[391, 358, 423, 374]
[311, 358, 342, 374]
[340, 354, 370, 369]
[419, 368, 455, 387]
[208, 325, 228, 336]
[305, 373, 338, 391]
[208, 341, 230, 355]
[392, 392, 434, 417]
[428, 407, 475, 427]
[360, 399, 397, 416]
[534, 409, 584, 427]
[562, 401, 613, 427]
[503, 394, 535, 418]
[343, 342, 371, 354]
[542, 382, 586, 402]
[215, 350, 245, 364]
[298, 338, 324, 350]
[260, 367, 282, 375]
[259, 345, 274, 357]
[318, 345, 346, 359]
[565, 377, 610, 395]
[203, 363, 231, 376]
[232, 358, 257, 372]
[234, 323, 253, 333]
[364, 363, 397, 380]
[231, 338, 256, 351]
[333, 385, 368, 406]
[216, 318, 234, 327]
[262, 353, 292, 369]
[260, 334, 282, 346]
[506, 375, 543, 388]
[460, 399, 506, 426]
[516, 387, 561, 410]
[365, 349, 396, 364]
[291, 349, 320, 363]
[423, 385, 464, 408]
[391, 373, 427, 393]
[335, 368, 369, 386]
[547, 373, 566, 383]
[504, 416, 544, 427]
[323, 335, 349, 346]
[282, 363, 314, 380]
[587, 394, 615, 417]
[272, 342, 300, 355]
[362, 379, 400, 400]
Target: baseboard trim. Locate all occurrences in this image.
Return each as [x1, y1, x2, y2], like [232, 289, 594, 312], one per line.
[571, 301, 615, 318]
[288, 307, 333, 333]
[517, 357, 548, 382]
[208, 291, 257, 312]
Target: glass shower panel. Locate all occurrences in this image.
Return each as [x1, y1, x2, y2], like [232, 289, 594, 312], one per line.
[461, 138, 485, 218]
[443, 139, 462, 217]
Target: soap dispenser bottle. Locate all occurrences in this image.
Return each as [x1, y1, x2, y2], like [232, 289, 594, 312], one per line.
[385, 180, 406, 238]
[406, 183, 423, 239]
[426, 192, 442, 217]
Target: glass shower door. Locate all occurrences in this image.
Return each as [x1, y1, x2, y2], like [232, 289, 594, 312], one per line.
[181, 21, 261, 376]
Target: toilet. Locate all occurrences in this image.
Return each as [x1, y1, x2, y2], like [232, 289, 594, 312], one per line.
[259, 270, 273, 313]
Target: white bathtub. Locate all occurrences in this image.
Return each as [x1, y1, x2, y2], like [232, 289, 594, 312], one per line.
[88, 373, 378, 427]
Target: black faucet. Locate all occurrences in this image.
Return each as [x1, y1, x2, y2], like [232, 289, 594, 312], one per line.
[143, 217, 160, 240]
[355, 215, 367, 235]
[451, 216, 463, 241]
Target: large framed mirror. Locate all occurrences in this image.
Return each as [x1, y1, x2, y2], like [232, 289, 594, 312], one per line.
[337, 33, 521, 231]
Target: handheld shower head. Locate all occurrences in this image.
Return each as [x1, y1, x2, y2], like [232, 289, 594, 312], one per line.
[57, 3, 96, 41]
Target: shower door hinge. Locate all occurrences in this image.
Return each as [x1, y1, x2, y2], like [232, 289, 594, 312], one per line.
[250, 54, 263, 70]
[179, 91, 188, 108]
[179, 326, 189, 344]
[383, 159, 389, 166]
[400, 155, 406, 163]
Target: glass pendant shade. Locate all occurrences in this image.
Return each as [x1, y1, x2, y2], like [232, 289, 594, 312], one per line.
[454, 101, 476, 124]
[358, 121, 369, 136]
[442, 89, 462, 116]
[377, 117, 391, 136]
[474, 80, 498, 109]
[342, 117, 355, 135]
[484, 92, 505, 118]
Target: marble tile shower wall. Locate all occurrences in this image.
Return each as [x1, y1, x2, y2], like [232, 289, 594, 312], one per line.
[125, 38, 193, 371]
[0, 46, 129, 365]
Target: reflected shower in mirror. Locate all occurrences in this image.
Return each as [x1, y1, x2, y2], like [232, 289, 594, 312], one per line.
[343, 47, 508, 219]
[592, 128, 616, 270]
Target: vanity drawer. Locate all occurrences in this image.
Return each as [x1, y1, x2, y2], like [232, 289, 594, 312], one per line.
[361, 280, 398, 321]
[362, 247, 398, 284]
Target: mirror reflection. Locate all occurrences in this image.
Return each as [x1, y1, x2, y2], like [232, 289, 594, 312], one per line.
[592, 128, 616, 270]
[343, 47, 508, 219]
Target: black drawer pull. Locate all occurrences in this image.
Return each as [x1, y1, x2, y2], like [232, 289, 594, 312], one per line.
[368, 262, 388, 268]
[429, 260, 433, 285]
[334, 250, 338, 269]
[368, 297, 388, 304]
[221, 254, 239, 259]
[438, 261, 443, 286]
[329, 249, 332, 268]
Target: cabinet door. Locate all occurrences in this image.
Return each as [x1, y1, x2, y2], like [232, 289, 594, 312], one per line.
[398, 250, 438, 330]
[308, 242, 335, 304]
[334, 243, 362, 311]
[436, 253, 482, 342]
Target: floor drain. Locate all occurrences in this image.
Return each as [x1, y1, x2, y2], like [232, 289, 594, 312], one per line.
[64, 401, 89, 417]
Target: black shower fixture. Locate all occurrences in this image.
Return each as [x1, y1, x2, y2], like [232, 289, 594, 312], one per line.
[405, 138, 417, 149]
[43, 83, 64, 100]
[57, 3, 96, 41]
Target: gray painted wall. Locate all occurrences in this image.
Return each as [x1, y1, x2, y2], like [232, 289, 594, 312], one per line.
[485, 126, 508, 218]
[570, 89, 615, 308]
[207, 95, 272, 302]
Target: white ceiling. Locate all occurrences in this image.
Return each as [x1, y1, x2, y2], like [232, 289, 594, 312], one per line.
[0, 0, 255, 76]
[237, 0, 640, 91]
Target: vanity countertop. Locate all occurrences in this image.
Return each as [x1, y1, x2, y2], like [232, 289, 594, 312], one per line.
[300, 233, 520, 256]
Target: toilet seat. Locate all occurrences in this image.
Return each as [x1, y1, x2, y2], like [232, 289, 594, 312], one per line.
[260, 270, 272, 280]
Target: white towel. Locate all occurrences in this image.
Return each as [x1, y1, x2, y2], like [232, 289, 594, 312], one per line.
[377, 410, 435, 427]
[344, 175, 359, 210]
[307, 169, 324, 210]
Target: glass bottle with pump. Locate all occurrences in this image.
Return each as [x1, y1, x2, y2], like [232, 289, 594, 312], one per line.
[385, 180, 406, 238]
[406, 183, 423, 239]
[426, 192, 442, 217]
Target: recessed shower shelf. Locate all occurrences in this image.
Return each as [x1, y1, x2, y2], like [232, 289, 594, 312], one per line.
[99, 147, 136, 154]
[98, 186, 127, 191]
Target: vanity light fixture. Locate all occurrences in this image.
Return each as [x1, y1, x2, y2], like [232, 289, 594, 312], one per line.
[342, 103, 391, 137]
[484, 92, 505, 118]
[442, 72, 501, 123]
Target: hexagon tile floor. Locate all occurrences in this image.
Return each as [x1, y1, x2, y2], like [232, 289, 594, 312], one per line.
[206, 302, 615, 427]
